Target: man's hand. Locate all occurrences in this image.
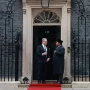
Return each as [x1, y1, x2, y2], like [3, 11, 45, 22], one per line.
[46, 58, 50, 62]
[42, 52, 47, 56]
[54, 50, 56, 53]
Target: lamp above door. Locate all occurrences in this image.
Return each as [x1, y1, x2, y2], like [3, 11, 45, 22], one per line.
[41, 0, 50, 8]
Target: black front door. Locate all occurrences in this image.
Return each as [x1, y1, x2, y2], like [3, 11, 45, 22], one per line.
[33, 26, 61, 80]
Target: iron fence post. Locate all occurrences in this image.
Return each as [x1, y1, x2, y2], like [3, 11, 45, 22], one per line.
[15, 40, 19, 81]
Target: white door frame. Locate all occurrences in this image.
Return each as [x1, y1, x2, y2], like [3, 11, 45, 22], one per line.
[33, 23, 61, 26]
[22, 3, 71, 83]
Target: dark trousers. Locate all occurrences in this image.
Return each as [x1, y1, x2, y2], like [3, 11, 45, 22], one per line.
[56, 74, 63, 83]
[37, 63, 47, 82]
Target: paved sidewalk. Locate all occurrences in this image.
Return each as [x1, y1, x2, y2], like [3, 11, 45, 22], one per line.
[62, 88, 90, 90]
[0, 83, 90, 90]
[1, 87, 90, 90]
[62, 88, 72, 90]
[7, 87, 90, 90]
[72, 88, 90, 90]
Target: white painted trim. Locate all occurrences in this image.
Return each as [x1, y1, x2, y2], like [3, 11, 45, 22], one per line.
[33, 23, 61, 26]
[27, 3, 65, 8]
[0, 81, 20, 83]
[72, 82, 90, 88]
[22, 1, 71, 83]
[32, 8, 61, 81]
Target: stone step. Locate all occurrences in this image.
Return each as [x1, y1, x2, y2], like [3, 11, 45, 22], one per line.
[18, 84, 72, 88]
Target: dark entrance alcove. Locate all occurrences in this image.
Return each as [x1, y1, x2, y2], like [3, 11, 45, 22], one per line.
[33, 26, 61, 80]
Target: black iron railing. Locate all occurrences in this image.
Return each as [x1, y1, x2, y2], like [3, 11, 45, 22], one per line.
[71, 39, 90, 81]
[0, 0, 22, 81]
[0, 40, 20, 81]
[71, 0, 90, 81]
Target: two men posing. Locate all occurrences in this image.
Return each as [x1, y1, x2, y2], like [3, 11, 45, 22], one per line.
[37, 38, 65, 84]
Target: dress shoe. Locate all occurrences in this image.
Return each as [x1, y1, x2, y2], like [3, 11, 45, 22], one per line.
[60, 81, 63, 84]
[57, 81, 63, 84]
[42, 81, 46, 84]
[57, 82, 60, 84]
[38, 81, 41, 84]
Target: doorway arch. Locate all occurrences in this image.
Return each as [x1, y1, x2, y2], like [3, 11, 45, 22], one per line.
[33, 9, 61, 26]
[34, 10, 60, 23]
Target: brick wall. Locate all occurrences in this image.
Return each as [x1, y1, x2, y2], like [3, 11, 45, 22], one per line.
[0, 0, 90, 79]
[71, 0, 90, 75]
[0, 0, 22, 80]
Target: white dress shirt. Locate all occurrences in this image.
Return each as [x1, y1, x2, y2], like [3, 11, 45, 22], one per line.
[42, 44, 47, 52]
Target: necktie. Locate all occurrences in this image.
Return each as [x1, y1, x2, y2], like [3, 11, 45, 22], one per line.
[44, 46, 47, 52]
[44, 46, 47, 58]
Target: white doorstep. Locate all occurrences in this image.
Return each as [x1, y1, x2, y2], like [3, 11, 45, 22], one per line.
[72, 82, 90, 88]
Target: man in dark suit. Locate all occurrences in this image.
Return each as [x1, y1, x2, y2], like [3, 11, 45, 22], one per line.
[37, 38, 50, 84]
[53, 39, 65, 84]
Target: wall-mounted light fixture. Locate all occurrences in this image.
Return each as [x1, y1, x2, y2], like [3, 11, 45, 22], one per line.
[41, 0, 50, 8]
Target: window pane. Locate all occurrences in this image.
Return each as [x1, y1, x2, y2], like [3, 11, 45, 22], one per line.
[34, 10, 60, 23]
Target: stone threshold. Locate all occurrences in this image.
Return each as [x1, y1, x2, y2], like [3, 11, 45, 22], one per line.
[18, 80, 72, 88]
[18, 82, 90, 88]
[0, 81, 90, 88]
[18, 84, 72, 88]
[72, 82, 90, 88]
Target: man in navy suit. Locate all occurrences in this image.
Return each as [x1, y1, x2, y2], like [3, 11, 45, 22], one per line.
[37, 38, 50, 84]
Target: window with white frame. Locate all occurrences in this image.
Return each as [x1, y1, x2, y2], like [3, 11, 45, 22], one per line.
[34, 10, 60, 23]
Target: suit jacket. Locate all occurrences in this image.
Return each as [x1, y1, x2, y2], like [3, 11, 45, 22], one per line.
[37, 45, 50, 63]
